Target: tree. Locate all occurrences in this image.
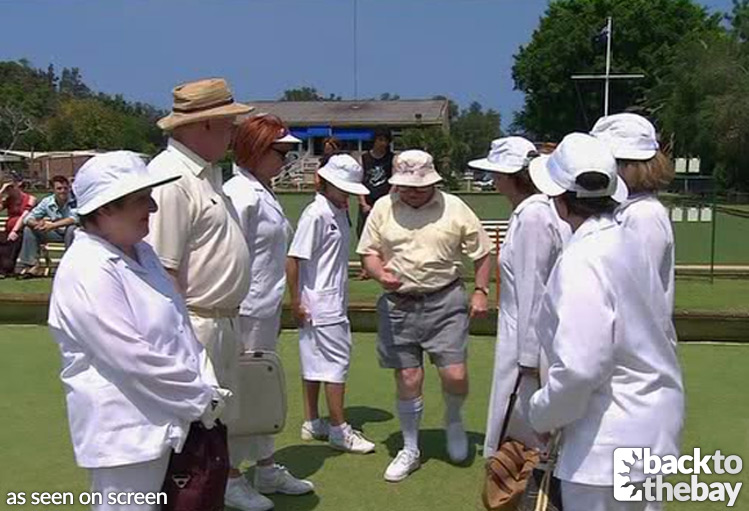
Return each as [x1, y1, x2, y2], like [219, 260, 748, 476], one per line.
[279, 87, 341, 101]
[0, 103, 38, 151]
[512, 0, 722, 139]
[378, 93, 401, 100]
[59, 67, 91, 98]
[451, 102, 502, 174]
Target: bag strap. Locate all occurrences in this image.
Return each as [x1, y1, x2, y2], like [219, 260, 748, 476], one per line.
[497, 370, 523, 450]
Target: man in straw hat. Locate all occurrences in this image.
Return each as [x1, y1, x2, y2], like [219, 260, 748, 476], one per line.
[147, 78, 280, 511]
[356, 149, 492, 482]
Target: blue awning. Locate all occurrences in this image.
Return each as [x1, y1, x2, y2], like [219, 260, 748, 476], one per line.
[332, 128, 373, 141]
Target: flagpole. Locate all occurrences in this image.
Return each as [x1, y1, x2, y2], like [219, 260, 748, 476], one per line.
[604, 16, 612, 116]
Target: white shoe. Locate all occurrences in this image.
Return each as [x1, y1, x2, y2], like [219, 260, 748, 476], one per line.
[225, 476, 274, 511]
[255, 464, 314, 495]
[446, 421, 468, 463]
[329, 426, 376, 454]
[301, 418, 330, 441]
[384, 449, 421, 482]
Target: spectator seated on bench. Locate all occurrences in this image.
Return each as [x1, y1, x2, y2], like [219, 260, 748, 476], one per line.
[0, 172, 37, 279]
[16, 175, 78, 279]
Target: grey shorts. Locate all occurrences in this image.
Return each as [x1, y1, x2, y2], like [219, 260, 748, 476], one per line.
[376, 280, 469, 369]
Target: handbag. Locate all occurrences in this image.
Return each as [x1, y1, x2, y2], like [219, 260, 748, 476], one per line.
[483, 372, 541, 511]
[161, 421, 230, 511]
[225, 350, 287, 436]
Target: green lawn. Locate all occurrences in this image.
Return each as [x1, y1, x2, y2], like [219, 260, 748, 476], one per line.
[0, 327, 747, 510]
[2, 276, 748, 315]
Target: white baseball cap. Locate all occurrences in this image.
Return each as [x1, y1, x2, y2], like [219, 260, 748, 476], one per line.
[468, 136, 537, 174]
[74, 151, 181, 215]
[590, 113, 658, 161]
[317, 154, 369, 196]
[388, 150, 443, 187]
[529, 133, 628, 203]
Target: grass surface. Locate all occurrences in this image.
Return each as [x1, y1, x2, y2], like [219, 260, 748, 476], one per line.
[2, 276, 748, 315]
[0, 327, 747, 510]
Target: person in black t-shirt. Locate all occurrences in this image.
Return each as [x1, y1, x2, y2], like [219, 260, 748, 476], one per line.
[357, 128, 394, 238]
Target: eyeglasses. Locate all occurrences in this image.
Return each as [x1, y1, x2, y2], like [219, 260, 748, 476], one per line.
[272, 147, 296, 165]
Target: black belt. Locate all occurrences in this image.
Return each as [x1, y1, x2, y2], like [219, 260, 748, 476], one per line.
[390, 278, 462, 300]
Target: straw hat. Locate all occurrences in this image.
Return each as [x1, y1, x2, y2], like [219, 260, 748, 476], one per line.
[388, 150, 443, 187]
[157, 78, 254, 131]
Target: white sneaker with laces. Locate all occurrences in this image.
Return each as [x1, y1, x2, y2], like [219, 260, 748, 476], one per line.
[301, 418, 330, 441]
[255, 464, 314, 495]
[329, 426, 376, 454]
[446, 420, 468, 463]
[384, 449, 421, 482]
[225, 476, 274, 511]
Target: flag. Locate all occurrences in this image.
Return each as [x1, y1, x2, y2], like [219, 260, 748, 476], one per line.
[593, 23, 610, 45]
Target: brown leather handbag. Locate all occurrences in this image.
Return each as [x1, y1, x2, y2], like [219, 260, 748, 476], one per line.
[482, 373, 543, 511]
[161, 421, 230, 511]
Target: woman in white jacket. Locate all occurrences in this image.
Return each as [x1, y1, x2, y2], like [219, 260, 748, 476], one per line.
[591, 113, 676, 310]
[469, 137, 569, 458]
[527, 134, 684, 511]
[48, 151, 228, 511]
[223, 114, 313, 511]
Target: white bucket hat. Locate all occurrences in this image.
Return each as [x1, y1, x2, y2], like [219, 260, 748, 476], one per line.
[529, 133, 628, 203]
[388, 150, 443, 187]
[590, 113, 659, 161]
[468, 136, 537, 174]
[74, 151, 181, 215]
[317, 154, 369, 195]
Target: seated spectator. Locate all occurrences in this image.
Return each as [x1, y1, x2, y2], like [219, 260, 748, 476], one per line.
[0, 172, 37, 278]
[16, 175, 77, 278]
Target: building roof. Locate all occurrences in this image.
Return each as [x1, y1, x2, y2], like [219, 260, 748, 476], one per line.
[246, 99, 449, 127]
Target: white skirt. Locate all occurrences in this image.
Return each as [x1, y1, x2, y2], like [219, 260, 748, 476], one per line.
[299, 321, 352, 383]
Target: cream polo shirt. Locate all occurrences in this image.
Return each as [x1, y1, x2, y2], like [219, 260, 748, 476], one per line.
[147, 139, 250, 310]
[357, 190, 491, 294]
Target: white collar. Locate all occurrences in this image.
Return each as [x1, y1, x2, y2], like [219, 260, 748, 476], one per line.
[512, 193, 548, 217]
[569, 214, 617, 246]
[168, 138, 211, 176]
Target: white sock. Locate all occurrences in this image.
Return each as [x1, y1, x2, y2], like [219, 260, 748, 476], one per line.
[443, 391, 466, 425]
[398, 396, 424, 454]
[329, 422, 350, 439]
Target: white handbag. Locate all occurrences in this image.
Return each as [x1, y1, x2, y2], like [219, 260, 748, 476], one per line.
[226, 350, 287, 436]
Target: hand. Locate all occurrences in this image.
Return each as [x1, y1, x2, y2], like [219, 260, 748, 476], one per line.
[361, 203, 372, 214]
[469, 290, 489, 319]
[291, 301, 309, 327]
[378, 270, 402, 292]
[40, 220, 56, 233]
[7, 231, 19, 242]
[200, 387, 232, 429]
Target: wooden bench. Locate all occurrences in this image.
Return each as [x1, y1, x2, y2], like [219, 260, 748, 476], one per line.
[0, 215, 66, 276]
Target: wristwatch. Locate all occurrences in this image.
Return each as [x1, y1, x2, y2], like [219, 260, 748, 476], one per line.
[474, 286, 489, 296]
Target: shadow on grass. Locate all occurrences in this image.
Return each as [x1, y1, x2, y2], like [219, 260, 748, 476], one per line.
[345, 405, 394, 431]
[269, 444, 343, 480]
[383, 428, 485, 468]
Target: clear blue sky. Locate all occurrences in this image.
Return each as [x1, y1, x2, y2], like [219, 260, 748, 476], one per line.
[0, 0, 735, 127]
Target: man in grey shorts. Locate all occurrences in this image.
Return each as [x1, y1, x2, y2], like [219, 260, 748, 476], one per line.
[357, 149, 492, 482]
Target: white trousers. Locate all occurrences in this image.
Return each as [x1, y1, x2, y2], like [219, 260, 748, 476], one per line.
[89, 454, 170, 511]
[228, 312, 282, 466]
[562, 482, 663, 511]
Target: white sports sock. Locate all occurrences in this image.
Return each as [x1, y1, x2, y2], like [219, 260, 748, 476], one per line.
[443, 391, 466, 425]
[398, 396, 424, 454]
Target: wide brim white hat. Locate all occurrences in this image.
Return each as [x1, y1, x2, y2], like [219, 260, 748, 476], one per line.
[468, 136, 537, 174]
[388, 149, 443, 187]
[74, 151, 181, 215]
[529, 138, 628, 203]
[590, 113, 659, 161]
[317, 154, 369, 196]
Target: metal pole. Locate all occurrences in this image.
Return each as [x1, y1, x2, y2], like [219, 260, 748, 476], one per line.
[709, 180, 718, 283]
[604, 16, 613, 117]
[353, 0, 359, 99]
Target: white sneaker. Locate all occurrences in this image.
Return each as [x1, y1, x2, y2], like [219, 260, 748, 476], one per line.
[446, 421, 468, 463]
[225, 476, 274, 511]
[384, 449, 421, 482]
[301, 418, 330, 441]
[255, 464, 314, 496]
[329, 426, 376, 454]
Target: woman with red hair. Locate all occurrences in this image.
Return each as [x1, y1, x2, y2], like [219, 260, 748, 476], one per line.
[223, 115, 312, 511]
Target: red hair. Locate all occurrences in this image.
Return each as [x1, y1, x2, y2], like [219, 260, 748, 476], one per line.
[233, 114, 290, 169]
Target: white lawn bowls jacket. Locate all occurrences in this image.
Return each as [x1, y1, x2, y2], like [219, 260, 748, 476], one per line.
[288, 194, 350, 326]
[224, 166, 292, 318]
[484, 194, 569, 457]
[529, 215, 684, 486]
[48, 231, 219, 469]
[616, 192, 675, 311]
